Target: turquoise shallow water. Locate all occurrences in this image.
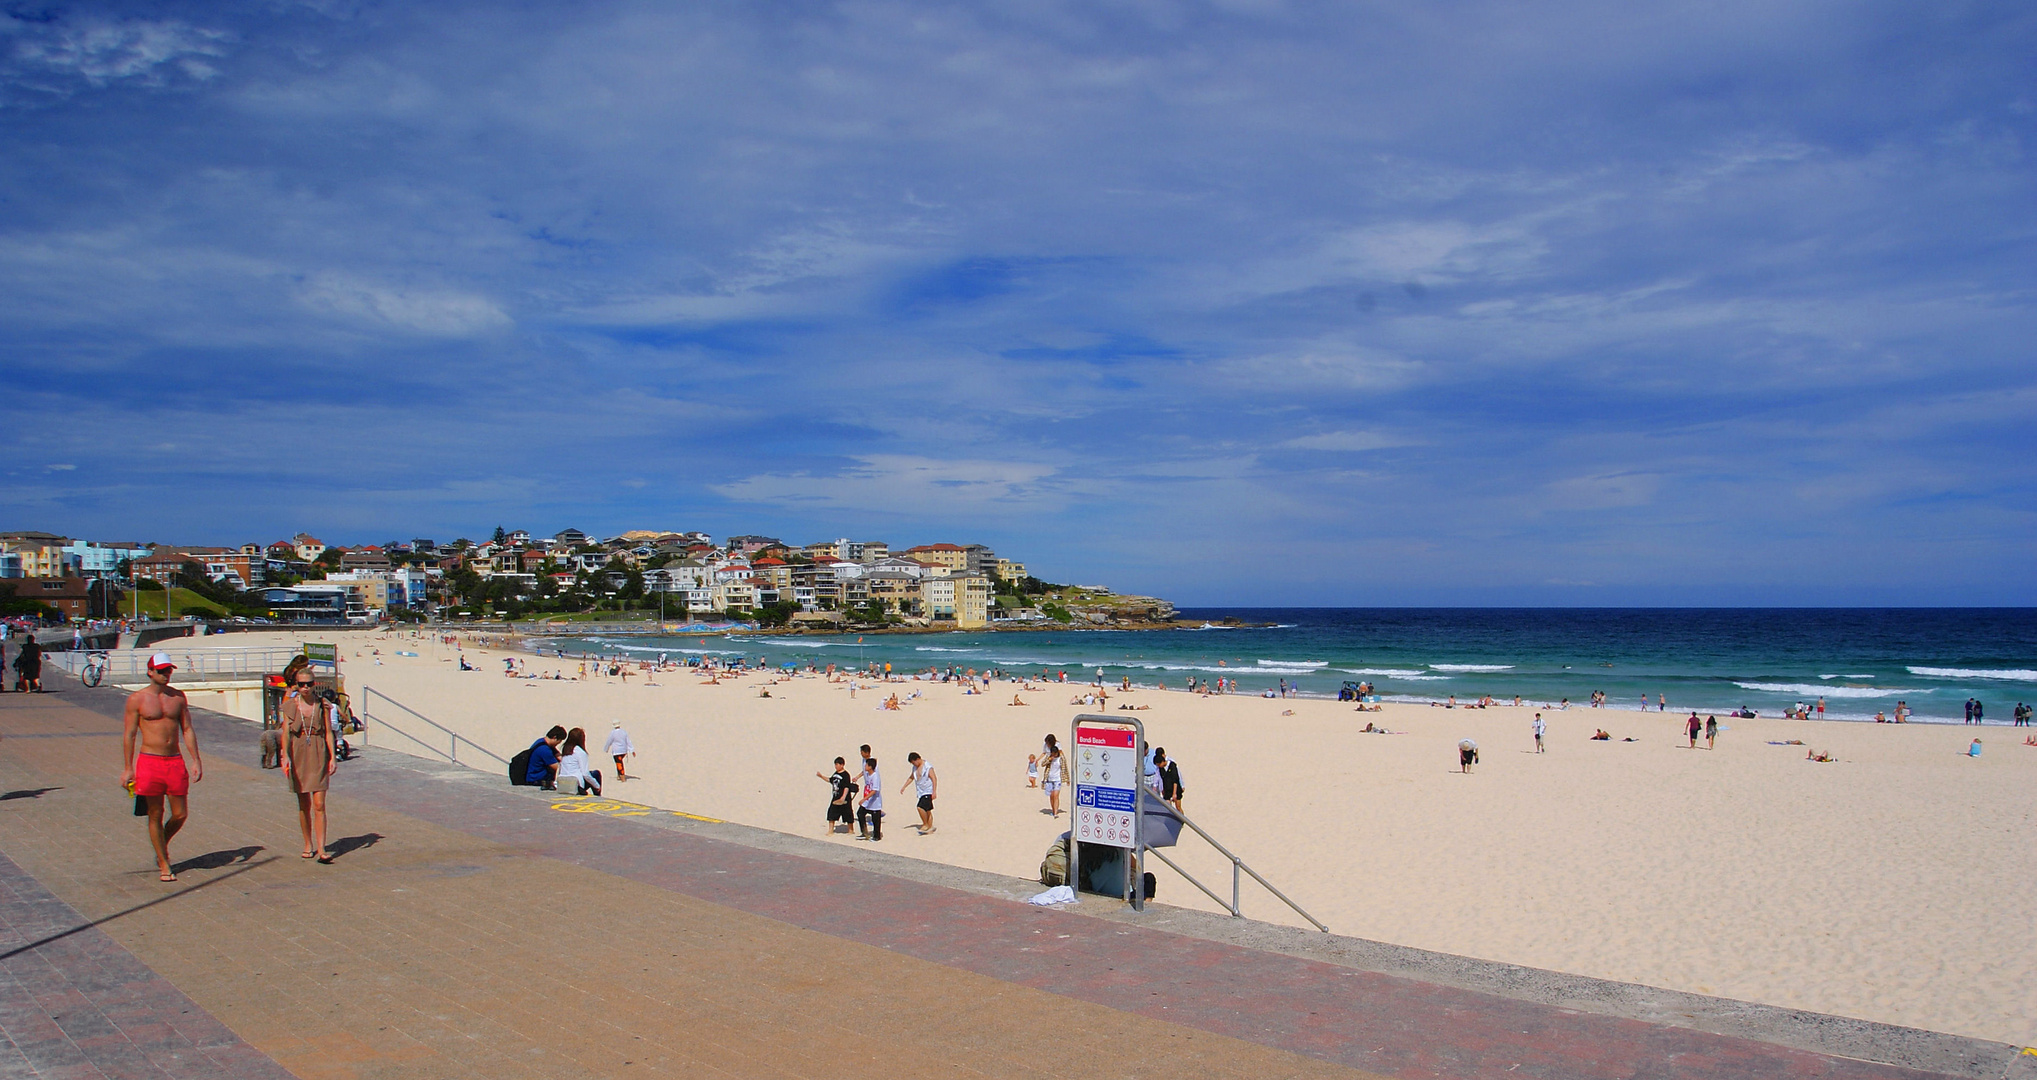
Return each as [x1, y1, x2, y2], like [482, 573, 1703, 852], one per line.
[541, 608, 2037, 725]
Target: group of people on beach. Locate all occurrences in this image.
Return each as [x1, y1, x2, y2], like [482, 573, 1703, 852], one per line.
[816, 744, 937, 840]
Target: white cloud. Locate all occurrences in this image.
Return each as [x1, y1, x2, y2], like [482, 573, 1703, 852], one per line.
[1280, 430, 1416, 452]
[714, 455, 1061, 513]
[297, 273, 511, 337]
[7, 18, 228, 88]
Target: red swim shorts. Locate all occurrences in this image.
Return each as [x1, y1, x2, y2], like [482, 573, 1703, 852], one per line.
[132, 753, 189, 798]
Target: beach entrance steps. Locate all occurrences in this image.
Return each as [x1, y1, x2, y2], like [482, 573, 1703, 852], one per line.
[358, 686, 508, 769]
[1138, 789, 1328, 932]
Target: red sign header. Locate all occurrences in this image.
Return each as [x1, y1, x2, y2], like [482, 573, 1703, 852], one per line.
[1075, 726, 1134, 748]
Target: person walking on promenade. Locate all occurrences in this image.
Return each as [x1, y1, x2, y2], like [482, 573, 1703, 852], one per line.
[1041, 743, 1065, 817]
[605, 721, 635, 781]
[121, 653, 202, 882]
[899, 752, 937, 834]
[1705, 714, 1719, 749]
[280, 666, 337, 862]
[13, 637, 42, 692]
[818, 756, 855, 834]
[857, 756, 884, 841]
[1532, 712, 1546, 753]
[1686, 712, 1702, 748]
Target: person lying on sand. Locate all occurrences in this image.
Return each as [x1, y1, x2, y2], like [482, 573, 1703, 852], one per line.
[1590, 729, 1611, 740]
[1807, 749, 1836, 762]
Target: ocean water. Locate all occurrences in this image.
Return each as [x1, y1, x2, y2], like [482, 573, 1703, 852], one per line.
[543, 608, 2037, 724]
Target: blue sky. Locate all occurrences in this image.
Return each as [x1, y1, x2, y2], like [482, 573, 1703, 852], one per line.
[2, 1, 2032, 605]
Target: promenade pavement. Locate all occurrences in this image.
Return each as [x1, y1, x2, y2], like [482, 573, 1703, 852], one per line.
[0, 684, 2029, 1080]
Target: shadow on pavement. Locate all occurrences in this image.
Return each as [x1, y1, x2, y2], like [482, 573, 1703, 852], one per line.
[326, 833, 385, 860]
[174, 846, 266, 873]
[0, 857, 275, 961]
[1, 787, 62, 800]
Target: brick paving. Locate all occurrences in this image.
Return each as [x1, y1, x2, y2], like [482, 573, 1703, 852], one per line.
[0, 685, 2016, 1080]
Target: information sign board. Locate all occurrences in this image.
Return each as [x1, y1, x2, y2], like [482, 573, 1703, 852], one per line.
[1073, 723, 1139, 850]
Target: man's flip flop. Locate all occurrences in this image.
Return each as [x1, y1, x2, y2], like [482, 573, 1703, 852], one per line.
[316, 854, 334, 864]
[301, 851, 316, 859]
[159, 871, 177, 882]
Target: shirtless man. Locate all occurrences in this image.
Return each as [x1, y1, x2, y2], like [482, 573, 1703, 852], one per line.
[121, 653, 202, 882]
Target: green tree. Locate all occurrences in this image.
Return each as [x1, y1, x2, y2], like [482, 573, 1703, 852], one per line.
[491, 525, 507, 545]
[755, 601, 799, 627]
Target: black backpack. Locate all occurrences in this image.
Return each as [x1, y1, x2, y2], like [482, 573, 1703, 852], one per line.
[508, 747, 533, 786]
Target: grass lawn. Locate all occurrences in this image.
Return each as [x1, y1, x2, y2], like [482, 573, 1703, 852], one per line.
[124, 588, 229, 618]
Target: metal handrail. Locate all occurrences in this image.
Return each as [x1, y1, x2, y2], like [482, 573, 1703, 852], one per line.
[1146, 800, 1329, 933]
[359, 686, 508, 767]
[47, 646, 305, 681]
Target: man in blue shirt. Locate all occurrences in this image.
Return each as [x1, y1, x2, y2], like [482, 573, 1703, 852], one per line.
[526, 726, 566, 788]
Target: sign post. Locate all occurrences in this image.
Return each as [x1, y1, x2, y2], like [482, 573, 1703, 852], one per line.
[1069, 714, 1145, 911]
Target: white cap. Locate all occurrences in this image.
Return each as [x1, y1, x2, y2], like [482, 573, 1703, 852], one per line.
[147, 652, 175, 671]
[612, 720, 622, 728]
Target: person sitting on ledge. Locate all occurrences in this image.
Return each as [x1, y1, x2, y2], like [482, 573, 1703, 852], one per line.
[525, 726, 565, 789]
[556, 727, 602, 796]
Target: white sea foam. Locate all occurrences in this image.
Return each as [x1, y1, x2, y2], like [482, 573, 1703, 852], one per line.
[1395, 674, 1454, 682]
[752, 637, 837, 648]
[1337, 668, 1428, 678]
[1907, 667, 2037, 682]
[914, 646, 986, 653]
[1819, 674, 1875, 680]
[1431, 664, 1514, 673]
[1253, 660, 1327, 671]
[1734, 682, 1923, 699]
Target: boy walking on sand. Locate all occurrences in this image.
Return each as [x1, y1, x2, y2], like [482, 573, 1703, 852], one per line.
[605, 721, 635, 781]
[1531, 712, 1545, 753]
[857, 757, 884, 840]
[1686, 712, 1702, 748]
[899, 752, 937, 834]
[818, 757, 855, 834]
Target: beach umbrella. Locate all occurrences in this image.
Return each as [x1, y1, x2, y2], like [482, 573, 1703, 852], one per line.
[1137, 788, 1184, 849]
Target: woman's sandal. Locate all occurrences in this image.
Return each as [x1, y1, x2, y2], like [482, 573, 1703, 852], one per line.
[316, 853, 334, 864]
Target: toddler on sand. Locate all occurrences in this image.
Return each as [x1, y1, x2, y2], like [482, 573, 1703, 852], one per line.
[1026, 754, 1039, 787]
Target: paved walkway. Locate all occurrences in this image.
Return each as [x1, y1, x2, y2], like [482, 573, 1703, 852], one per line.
[0, 686, 2027, 1080]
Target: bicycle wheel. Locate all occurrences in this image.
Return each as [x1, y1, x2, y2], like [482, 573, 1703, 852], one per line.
[82, 665, 103, 688]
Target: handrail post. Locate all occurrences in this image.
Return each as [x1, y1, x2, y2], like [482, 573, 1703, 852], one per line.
[1232, 860, 1241, 916]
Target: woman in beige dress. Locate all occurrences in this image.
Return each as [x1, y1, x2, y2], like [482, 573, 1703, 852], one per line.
[280, 671, 336, 862]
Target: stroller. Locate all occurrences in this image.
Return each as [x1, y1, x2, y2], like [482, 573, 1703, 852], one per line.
[322, 687, 361, 762]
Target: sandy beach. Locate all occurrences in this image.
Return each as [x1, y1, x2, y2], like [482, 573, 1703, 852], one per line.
[155, 628, 2037, 1045]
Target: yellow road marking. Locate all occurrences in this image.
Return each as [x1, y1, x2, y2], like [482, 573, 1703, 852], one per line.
[549, 798, 723, 823]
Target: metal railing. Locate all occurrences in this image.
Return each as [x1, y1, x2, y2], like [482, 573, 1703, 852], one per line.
[358, 686, 507, 768]
[1143, 798, 1329, 933]
[47, 646, 307, 682]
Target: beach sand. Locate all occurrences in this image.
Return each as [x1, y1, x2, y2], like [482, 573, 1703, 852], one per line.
[180, 629, 2037, 1044]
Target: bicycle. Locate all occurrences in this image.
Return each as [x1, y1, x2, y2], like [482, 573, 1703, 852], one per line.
[80, 651, 109, 688]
